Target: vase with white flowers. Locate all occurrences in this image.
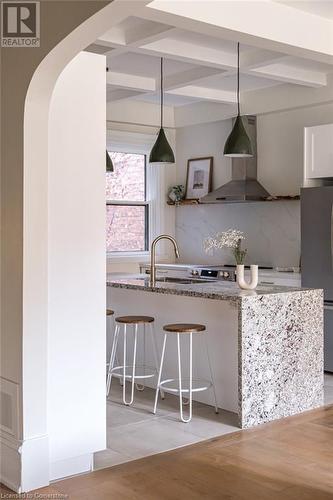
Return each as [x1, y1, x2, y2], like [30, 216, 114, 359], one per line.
[203, 229, 258, 290]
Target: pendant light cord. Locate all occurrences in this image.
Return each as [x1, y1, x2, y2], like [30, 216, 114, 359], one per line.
[237, 42, 240, 116]
[160, 57, 164, 129]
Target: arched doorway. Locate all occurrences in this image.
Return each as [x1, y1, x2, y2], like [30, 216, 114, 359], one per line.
[19, 0, 144, 492]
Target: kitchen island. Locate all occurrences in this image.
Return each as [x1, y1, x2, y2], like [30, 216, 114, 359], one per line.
[107, 275, 323, 428]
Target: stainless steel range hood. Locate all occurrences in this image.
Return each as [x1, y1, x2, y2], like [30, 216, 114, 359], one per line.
[200, 115, 271, 204]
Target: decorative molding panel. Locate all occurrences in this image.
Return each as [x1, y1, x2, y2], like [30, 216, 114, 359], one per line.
[0, 378, 21, 492]
[0, 435, 22, 493]
[0, 377, 20, 439]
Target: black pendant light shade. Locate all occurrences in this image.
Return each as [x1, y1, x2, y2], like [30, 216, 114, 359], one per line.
[149, 58, 175, 163]
[105, 67, 114, 172]
[223, 115, 253, 157]
[224, 43, 253, 157]
[150, 127, 175, 163]
[106, 150, 114, 172]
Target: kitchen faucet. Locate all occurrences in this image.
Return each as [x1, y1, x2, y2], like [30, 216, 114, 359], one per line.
[150, 235, 180, 286]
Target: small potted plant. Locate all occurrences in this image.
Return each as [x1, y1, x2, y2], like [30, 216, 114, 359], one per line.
[204, 229, 258, 290]
[168, 185, 185, 204]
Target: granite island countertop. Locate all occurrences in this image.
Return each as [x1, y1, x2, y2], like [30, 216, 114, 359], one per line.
[107, 273, 313, 303]
[107, 273, 324, 428]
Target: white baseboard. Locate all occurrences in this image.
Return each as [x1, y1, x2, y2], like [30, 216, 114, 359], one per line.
[1, 432, 50, 493]
[50, 453, 93, 481]
[21, 434, 49, 492]
[1, 432, 94, 492]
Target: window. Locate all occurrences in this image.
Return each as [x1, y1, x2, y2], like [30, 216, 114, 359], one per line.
[106, 152, 149, 253]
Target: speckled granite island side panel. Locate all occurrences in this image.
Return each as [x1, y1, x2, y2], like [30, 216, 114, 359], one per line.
[238, 289, 324, 428]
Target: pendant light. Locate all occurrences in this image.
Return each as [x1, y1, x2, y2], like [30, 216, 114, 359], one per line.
[106, 150, 113, 172]
[149, 58, 175, 163]
[224, 43, 253, 157]
[105, 66, 114, 172]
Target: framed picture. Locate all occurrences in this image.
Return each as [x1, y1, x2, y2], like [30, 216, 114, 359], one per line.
[185, 157, 213, 200]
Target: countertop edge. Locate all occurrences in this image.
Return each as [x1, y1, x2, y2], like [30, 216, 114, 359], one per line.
[107, 279, 321, 303]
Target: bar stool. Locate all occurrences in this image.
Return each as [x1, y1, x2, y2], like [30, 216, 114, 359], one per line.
[153, 323, 218, 423]
[106, 315, 163, 406]
[106, 310, 114, 364]
[106, 309, 123, 391]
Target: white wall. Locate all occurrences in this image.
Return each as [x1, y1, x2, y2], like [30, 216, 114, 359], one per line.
[176, 119, 232, 189]
[257, 102, 333, 196]
[48, 52, 106, 480]
[175, 118, 300, 267]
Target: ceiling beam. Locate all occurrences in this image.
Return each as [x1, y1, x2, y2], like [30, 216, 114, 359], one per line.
[106, 71, 156, 92]
[240, 49, 289, 70]
[125, 23, 178, 48]
[167, 85, 236, 104]
[250, 63, 327, 88]
[164, 67, 225, 90]
[98, 20, 178, 52]
[139, 38, 237, 70]
[107, 89, 146, 102]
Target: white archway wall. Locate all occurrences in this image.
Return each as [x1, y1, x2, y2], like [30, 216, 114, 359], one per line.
[22, 1, 147, 491]
[0, 0, 151, 492]
[1, 2, 113, 492]
[48, 50, 106, 481]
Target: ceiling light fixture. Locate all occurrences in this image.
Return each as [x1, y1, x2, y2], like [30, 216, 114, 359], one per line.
[106, 66, 114, 172]
[224, 43, 253, 158]
[149, 58, 175, 163]
[106, 150, 113, 172]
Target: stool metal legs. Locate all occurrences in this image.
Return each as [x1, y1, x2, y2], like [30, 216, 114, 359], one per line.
[122, 324, 138, 406]
[149, 323, 165, 400]
[205, 336, 219, 414]
[154, 331, 219, 422]
[177, 332, 193, 423]
[108, 321, 163, 406]
[153, 333, 167, 415]
[106, 324, 120, 396]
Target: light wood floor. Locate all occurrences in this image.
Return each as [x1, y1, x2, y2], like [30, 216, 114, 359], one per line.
[2, 405, 333, 499]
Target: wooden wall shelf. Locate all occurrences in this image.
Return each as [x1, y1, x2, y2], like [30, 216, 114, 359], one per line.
[167, 199, 200, 206]
[167, 195, 300, 206]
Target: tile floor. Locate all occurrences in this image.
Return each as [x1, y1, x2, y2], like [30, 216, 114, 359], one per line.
[94, 373, 333, 471]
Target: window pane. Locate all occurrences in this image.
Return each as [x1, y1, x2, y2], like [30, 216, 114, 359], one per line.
[106, 205, 147, 252]
[106, 152, 145, 201]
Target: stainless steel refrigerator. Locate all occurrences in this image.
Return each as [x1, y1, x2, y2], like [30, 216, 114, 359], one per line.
[301, 186, 333, 372]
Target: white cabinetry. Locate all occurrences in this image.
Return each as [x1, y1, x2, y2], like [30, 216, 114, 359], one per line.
[304, 124, 333, 181]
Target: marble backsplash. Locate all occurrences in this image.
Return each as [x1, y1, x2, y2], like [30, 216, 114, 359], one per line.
[175, 200, 300, 268]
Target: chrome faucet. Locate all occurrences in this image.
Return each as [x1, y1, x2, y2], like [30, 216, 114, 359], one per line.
[150, 235, 180, 286]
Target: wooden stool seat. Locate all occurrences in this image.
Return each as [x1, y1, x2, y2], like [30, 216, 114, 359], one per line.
[163, 323, 206, 334]
[115, 315, 155, 324]
[106, 309, 114, 316]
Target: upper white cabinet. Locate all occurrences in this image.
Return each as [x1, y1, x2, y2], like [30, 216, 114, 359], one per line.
[304, 124, 333, 180]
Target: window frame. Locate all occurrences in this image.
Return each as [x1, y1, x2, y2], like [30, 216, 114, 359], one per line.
[106, 152, 149, 253]
[106, 129, 170, 263]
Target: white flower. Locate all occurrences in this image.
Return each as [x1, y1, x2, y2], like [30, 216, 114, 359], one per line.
[203, 229, 244, 253]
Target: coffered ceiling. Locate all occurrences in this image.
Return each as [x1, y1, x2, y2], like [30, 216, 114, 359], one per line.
[85, 1, 333, 116]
